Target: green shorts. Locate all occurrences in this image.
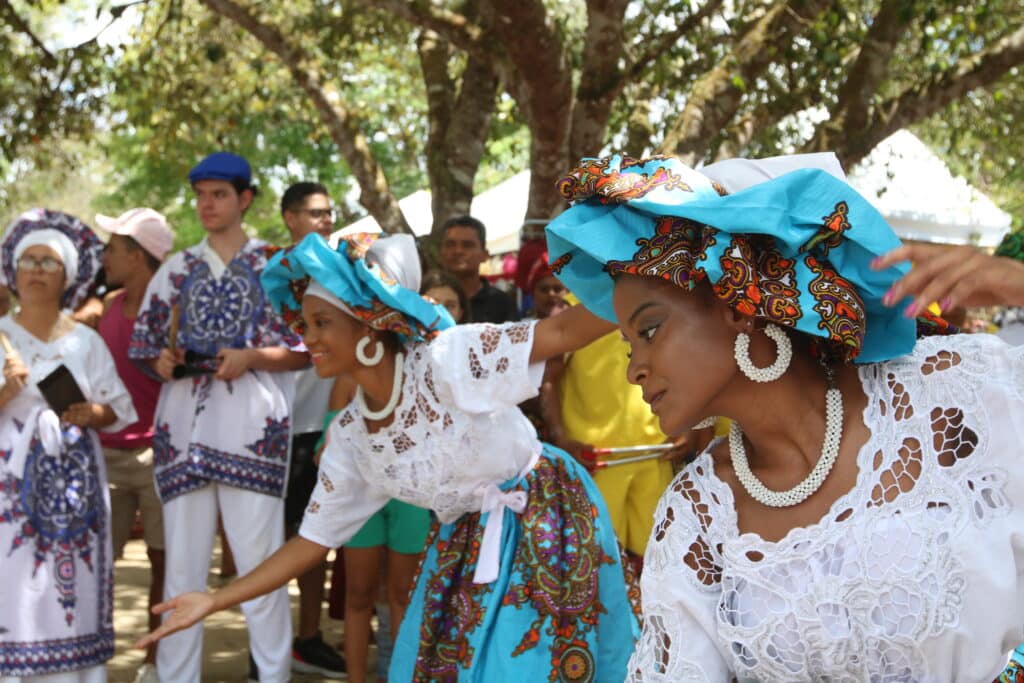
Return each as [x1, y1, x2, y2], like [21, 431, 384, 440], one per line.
[348, 499, 432, 554]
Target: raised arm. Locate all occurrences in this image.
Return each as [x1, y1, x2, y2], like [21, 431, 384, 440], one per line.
[529, 305, 616, 364]
[873, 243, 1024, 316]
[135, 536, 328, 649]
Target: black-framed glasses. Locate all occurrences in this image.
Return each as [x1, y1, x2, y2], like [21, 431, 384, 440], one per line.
[298, 208, 335, 220]
[16, 256, 64, 273]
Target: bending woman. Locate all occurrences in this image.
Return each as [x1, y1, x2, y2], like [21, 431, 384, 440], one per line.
[546, 153, 1024, 682]
[137, 232, 639, 681]
[0, 210, 137, 682]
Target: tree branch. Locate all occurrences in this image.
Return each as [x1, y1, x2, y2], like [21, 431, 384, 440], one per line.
[0, 0, 57, 66]
[349, 0, 500, 65]
[618, 0, 725, 96]
[835, 23, 1024, 166]
[807, 0, 914, 152]
[658, 0, 830, 164]
[197, 0, 411, 233]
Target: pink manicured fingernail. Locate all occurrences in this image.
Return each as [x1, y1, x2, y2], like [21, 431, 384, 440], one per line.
[940, 297, 952, 312]
[883, 291, 894, 306]
[904, 302, 918, 318]
[871, 257, 882, 269]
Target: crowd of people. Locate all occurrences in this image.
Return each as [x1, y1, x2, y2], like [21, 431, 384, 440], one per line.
[2, 148, 1024, 683]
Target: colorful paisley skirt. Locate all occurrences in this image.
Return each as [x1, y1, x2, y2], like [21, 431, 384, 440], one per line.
[390, 445, 641, 682]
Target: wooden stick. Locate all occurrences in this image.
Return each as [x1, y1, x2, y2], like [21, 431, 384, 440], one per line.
[589, 443, 674, 456]
[0, 331, 25, 388]
[592, 452, 667, 469]
[168, 305, 180, 354]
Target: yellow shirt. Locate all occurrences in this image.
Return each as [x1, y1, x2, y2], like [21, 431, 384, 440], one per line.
[559, 330, 666, 448]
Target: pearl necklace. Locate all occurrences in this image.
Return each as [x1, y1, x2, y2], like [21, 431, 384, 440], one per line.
[356, 352, 404, 420]
[730, 371, 843, 508]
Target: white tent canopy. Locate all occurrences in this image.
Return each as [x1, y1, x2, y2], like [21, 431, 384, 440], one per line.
[336, 171, 530, 255]
[848, 130, 1011, 247]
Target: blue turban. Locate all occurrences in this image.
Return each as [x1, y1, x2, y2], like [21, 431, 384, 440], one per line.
[546, 154, 949, 363]
[262, 232, 454, 344]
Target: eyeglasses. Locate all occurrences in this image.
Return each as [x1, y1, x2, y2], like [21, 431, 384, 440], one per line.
[16, 256, 64, 273]
[298, 208, 335, 220]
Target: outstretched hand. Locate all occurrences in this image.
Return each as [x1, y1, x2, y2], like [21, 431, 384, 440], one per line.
[872, 243, 1024, 316]
[134, 591, 215, 650]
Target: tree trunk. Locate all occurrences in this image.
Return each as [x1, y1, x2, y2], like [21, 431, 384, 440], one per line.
[418, 25, 499, 241]
[489, 0, 575, 223]
[567, 0, 630, 163]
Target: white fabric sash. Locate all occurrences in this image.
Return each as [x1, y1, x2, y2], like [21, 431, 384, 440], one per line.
[472, 449, 541, 584]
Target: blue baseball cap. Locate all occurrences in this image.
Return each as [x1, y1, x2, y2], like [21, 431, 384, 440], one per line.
[188, 152, 253, 186]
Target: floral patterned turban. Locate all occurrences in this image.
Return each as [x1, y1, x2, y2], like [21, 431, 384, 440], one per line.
[546, 154, 954, 364]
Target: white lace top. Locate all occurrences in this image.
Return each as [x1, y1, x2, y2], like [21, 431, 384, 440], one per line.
[299, 321, 544, 548]
[629, 334, 1024, 683]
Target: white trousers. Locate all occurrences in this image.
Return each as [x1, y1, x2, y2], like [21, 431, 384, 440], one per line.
[0, 666, 104, 683]
[157, 484, 292, 683]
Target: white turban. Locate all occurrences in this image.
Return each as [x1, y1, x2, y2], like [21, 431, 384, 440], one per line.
[13, 228, 78, 287]
[700, 152, 847, 193]
[305, 280, 353, 316]
[366, 234, 421, 293]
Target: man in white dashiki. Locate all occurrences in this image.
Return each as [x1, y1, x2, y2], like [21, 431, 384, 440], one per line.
[0, 210, 137, 683]
[128, 153, 307, 683]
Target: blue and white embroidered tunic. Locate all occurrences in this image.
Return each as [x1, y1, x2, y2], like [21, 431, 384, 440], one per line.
[0, 315, 136, 678]
[128, 238, 303, 503]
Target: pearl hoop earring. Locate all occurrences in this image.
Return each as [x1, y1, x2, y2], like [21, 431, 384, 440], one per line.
[693, 416, 717, 430]
[355, 336, 385, 367]
[734, 322, 792, 382]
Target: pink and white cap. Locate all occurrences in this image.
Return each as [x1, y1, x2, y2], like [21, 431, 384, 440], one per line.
[95, 208, 174, 261]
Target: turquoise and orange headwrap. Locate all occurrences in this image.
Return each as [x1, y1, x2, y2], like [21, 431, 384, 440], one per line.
[547, 154, 950, 364]
[261, 232, 454, 343]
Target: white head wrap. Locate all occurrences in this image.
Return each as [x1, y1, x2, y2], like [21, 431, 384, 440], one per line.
[700, 152, 847, 193]
[305, 280, 354, 316]
[366, 234, 421, 292]
[13, 228, 78, 286]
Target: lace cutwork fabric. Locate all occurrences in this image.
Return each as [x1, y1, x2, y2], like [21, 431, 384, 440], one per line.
[629, 335, 1024, 682]
[299, 322, 544, 548]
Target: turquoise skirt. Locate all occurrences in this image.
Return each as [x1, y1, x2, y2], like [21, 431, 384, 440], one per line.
[390, 445, 641, 682]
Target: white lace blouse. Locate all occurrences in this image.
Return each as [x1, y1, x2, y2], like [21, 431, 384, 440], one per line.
[629, 334, 1024, 683]
[299, 321, 544, 549]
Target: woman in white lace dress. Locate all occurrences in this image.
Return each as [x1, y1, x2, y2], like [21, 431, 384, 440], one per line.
[136, 232, 641, 682]
[0, 210, 137, 683]
[546, 153, 1024, 682]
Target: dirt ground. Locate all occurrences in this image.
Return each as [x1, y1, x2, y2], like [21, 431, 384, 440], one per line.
[109, 540, 374, 682]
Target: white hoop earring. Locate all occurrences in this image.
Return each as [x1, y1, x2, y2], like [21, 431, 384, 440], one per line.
[355, 336, 385, 367]
[734, 322, 792, 382]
